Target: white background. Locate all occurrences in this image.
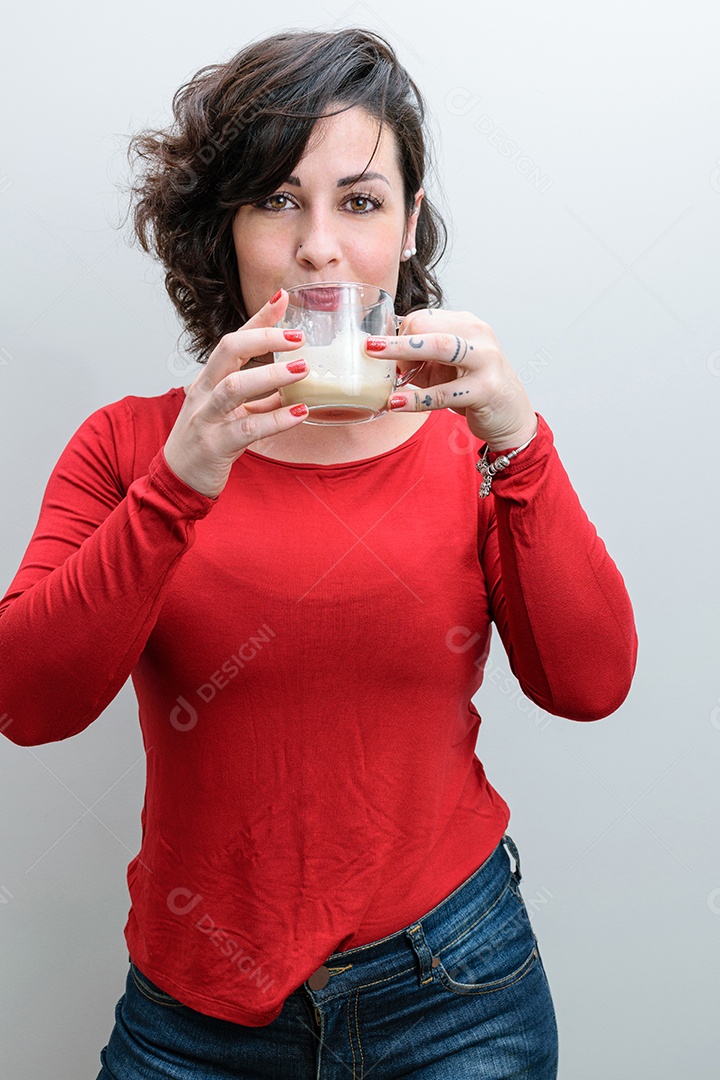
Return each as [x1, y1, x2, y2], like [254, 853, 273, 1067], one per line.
[1, 1, 719, 1077]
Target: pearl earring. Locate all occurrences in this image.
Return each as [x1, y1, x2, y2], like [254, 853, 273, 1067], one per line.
[403, 246, 417, 260]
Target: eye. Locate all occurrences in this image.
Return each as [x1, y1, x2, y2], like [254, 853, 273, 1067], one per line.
[342, 192, 384, 214]
[257, 192, 297, 212]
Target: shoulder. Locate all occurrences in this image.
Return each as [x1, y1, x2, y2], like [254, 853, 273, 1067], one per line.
[72, 385, 183, 435]
[60, 386, 185, 490]
[107, 384, 185, 426]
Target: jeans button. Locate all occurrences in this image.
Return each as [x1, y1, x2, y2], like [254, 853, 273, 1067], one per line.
[307, 964, 330, 990]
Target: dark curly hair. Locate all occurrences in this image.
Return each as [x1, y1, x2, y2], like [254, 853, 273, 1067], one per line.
[122, 28, 448, 364]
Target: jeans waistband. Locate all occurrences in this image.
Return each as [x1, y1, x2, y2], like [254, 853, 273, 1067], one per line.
[303, 833, 521, 1004]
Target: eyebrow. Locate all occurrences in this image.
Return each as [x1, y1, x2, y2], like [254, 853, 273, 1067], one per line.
[284, 171, 390, 188]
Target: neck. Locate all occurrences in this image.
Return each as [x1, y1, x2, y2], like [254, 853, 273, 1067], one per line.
[249, 407, 429, 464]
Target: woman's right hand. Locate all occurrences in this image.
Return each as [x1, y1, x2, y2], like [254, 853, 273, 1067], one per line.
[163, 290, 309, 498]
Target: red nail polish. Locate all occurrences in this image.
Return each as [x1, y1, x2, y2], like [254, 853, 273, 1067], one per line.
[290, 403, 308, 417]
[283, 330, 303, 342]
[270, 289, 283, 304]
[389, 395, 406, 410]
[366, 337, 387, 351]
[286, 360, 307, 373]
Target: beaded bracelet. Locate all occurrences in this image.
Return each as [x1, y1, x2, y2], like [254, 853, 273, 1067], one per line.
[476, 429, 538, 498]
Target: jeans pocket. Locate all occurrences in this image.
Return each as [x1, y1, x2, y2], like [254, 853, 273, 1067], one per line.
[130, 962, 185, 1008]
[433, 880, 538, 996]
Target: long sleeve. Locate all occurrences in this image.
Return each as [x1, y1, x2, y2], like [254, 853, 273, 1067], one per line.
[478, 413, 637, 721]
[0, 396, 637, 1025]
[0, 399, 216, 746]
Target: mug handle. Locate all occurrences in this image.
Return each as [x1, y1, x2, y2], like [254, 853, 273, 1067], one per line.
[393, 313, 425, 388]
[396, 362, 425, 388]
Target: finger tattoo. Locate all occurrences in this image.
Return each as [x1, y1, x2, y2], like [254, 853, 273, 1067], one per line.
[450, 335, 468, 363]
[409, 336, 424, 349]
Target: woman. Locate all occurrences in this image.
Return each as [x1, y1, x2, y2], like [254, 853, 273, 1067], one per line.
[0, 28, 637, 1079]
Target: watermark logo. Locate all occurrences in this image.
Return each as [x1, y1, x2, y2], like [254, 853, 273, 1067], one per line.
[710, 158, 720, 193]
[167, 887, 203, 916]
[710, 696, 720, 730]
[445, 88, 482, 117]
[444, 88, 553, 195]
[169, 697, 199, 733]
[167, 887, 276, 993]
[447, 424, 477, 458]
[706, 350, 720, 378]
[517, 348, 554, 386]
[445, 626, 483, 654]
[482, 656, 554, 730]
[525, 886, 554, 914]
[170, 624, 277, 730]
[167, 349, 199, 378]
[445, 627, 553, 731]
[446, 631, 554, 731]
[168, 90, 278, 197]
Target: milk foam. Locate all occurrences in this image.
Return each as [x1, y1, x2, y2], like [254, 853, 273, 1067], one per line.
[281, 326, 395, 412]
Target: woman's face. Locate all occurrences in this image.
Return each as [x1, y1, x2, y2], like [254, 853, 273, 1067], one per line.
[232, 106, 423, 318]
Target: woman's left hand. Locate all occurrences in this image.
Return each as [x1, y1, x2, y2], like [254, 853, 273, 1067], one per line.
[365, 308, 538, 451]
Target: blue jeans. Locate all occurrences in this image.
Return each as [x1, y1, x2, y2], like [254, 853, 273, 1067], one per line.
[97, 834, 558, 1078]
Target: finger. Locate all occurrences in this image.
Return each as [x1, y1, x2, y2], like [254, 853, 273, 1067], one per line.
[241, 390, 284, 413]
[192, 290, 301, 392]
[202, 399, 309, 456]
[397, 307, 460, 336]
[401, 310, 492, 343]
[222, 400, 311, 449]
[388, 380, 474, 413]
[193, 328, 305, 398]
[365, 332, 474, 367]
[396, 308, 431, 331]
[242, 288, 290, 328]
[202, 360, 310, 423]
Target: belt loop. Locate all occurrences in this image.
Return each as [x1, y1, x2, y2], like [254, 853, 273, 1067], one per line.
[405, 924, 436, 987]
[502, 833, 522, 884]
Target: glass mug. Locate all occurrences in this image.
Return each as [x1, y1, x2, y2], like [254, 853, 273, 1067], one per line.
[273, 281, 424, 425]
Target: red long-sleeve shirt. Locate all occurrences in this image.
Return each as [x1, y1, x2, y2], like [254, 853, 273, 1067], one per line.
[0, 387, 637, 1026]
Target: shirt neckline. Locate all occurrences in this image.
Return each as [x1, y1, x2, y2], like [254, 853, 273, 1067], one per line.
[173, 385, 439, 470]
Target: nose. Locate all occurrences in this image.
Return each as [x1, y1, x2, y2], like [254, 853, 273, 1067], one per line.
[295, 208, 342, 274]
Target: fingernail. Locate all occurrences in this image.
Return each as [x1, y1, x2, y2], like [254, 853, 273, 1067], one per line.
[286, 360, 307, 373]
[366, 337, 387, 351]
[270, 289, 283, 304]
[389, 395, 406, 410]
[290, 403, 308, 417]
[283, 330, 303, 342]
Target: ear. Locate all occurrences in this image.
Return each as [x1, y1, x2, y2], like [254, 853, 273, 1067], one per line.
[403, 188, 425, 251]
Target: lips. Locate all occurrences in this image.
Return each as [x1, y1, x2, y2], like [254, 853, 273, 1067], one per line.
[292, 285, 343, 312]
